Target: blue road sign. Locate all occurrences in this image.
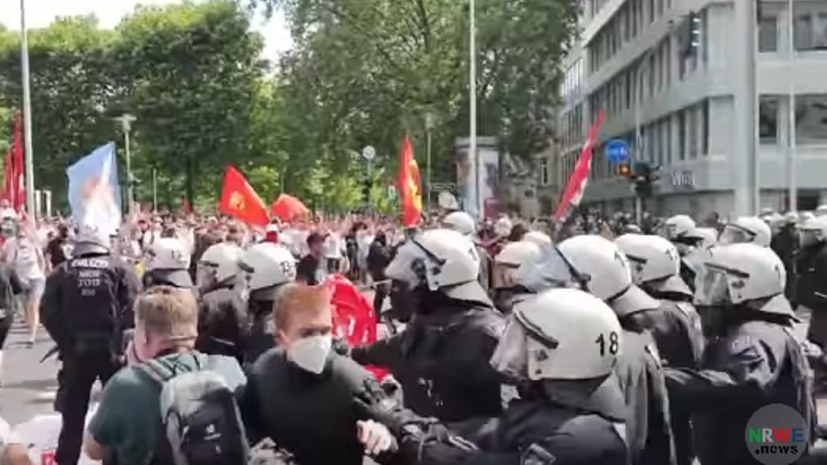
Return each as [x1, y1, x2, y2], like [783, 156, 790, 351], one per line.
[605, 139, 630, 164]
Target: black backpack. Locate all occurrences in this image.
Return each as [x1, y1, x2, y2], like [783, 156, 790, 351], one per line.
[139, 353, 249, 465]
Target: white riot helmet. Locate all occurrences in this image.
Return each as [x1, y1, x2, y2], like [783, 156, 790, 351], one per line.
[798, 216, 827, 248]
[442, 211, 476, 236]
[385, 228, 488, 303]
[694, 227, 719, 249]
[523, 231, 552, 250]
[519, 235, 659, 317]
[614, 234, 680, 285]
[145, 237, 193, 288]
[491, 288, 622, 381]
[719, 216, 771, 247]
[494, 240, 542, 289]
[815, 205, 827, 217]
[198, 242, 245, 288]
[698, 243, 786, 306]
[663, 215, 697, 241]
[240, 242, 297, 299]
[74, 223, 111, 256]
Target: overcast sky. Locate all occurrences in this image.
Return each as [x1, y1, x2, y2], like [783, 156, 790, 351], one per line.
[0, 0, 294, 60]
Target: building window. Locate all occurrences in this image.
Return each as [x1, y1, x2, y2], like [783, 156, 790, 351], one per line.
[688, 107, 698, 159]
[539, 159, 550, 186]
[795, 10, 827, 51]
[795, 94, 827, 144]
[759, 96, 780, 144]
[702, 100, 709, 155]
[759, 13, 778, 52]
[678, 112, 686, 160]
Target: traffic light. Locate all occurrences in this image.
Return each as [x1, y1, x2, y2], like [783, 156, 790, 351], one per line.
[618, 163, 632, 178]
[631, 162, 659, 198]
[684, 11, 702, 58]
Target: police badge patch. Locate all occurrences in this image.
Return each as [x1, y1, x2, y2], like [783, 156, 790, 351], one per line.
[521, 443, 556, 465]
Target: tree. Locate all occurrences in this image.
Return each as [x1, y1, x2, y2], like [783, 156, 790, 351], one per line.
[110, 0, 265, 204]
[254, 0, 579, 182]
[0, 16, 117, 202]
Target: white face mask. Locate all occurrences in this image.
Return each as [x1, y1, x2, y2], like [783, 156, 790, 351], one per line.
[288, 334, 332, 374]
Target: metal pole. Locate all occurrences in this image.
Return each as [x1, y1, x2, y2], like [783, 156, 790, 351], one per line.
[634, 52, 652, 225]
[152, 167, 158, 212]
[19, 0, 35, 217]
[734, 0, 758, 215]
[426, 113, 433, 212]
[124, 128, 133, 214]
[469, 0, 479, 219]
[787, 0, 797, 212]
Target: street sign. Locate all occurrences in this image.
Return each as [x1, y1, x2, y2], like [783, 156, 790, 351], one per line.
[604, 139, 630, 164]
[362, 145, 376, 161]
[430, 182, 456, 192]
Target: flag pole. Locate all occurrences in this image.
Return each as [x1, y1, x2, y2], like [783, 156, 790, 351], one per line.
[19, 0, 35, 217]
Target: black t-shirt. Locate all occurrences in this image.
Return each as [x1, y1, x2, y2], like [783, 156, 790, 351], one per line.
[46, 236, 68, 268]
[296, 254, 322, 285]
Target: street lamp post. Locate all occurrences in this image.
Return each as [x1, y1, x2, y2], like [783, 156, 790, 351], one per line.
[115, 114, 137, 214]
[787, 0, 798, 212]
[19, 0, 35, 217]
[469, 0, 479, 219]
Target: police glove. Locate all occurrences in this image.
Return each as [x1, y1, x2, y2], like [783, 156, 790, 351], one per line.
[332, 337, 351, 357]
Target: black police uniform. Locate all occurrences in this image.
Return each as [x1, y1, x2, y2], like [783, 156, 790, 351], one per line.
[357, 379, 629, 465]
[243, 292, 277, 366]
[639, 276, 704, 465]
[351, 294, 506, 429]
[40, 247, 141, 465]
[241, 348, 397, 465]
[664, 295, 816, 465]
[196, 285, 249, 363]
[608, 288, 676, 465]
[795, 240, 827, 347]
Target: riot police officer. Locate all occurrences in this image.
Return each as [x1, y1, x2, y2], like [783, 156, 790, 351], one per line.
[40, 225, 141, 465]
[615, 234, 704, 465]
[719, 216, 772, 247]
[520, 234, 676, 465]
[442, 211, 492, 293]
[665, 243, 815, 465]
[240, 242, 297, 365]
[351, 228, 505, 433]
[662, 215, 707, 293]
[795, 216, 827, 388]
[357, 288, 629, 465]
[143, 237, 194, 289]
[491, 240, 541, 314]
[195, 241, 249, 362]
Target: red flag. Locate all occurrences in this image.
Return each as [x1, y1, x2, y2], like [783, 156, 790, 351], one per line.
[2, 147, 11, 204]
[11, 112, 24, 213]
[554, 109, 606, 222]
[219, 165, 269, 227]
[398, 136, 422, 227]
[271, 193, 309, 222]
[326, 274, 388, 381]
[181, 197, 193, 214]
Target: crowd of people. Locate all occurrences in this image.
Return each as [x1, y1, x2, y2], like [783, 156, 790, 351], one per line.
[0, 203, 825, 465]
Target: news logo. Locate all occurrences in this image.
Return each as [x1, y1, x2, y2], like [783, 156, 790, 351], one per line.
[745, 404, 809, 465]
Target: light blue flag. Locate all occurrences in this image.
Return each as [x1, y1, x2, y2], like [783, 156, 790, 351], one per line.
[66, 142, 122, 235]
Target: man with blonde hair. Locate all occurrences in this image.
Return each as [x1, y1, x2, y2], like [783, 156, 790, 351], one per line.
[84, 286, 246, 465]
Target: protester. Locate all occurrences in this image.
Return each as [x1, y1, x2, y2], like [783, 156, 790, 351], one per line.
[2, 225, 46, 347]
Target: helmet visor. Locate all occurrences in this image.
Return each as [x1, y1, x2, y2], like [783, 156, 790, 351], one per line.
[489, 317, 529, 381]
[695, 267, 731, 306]
[719, 224, 754, 245]
[517, 247, 584, 293]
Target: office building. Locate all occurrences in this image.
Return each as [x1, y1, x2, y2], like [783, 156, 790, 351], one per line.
[552, 0, 827, 217]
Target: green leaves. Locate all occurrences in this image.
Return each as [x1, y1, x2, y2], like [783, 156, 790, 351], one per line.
[0, 0, 266, 209]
